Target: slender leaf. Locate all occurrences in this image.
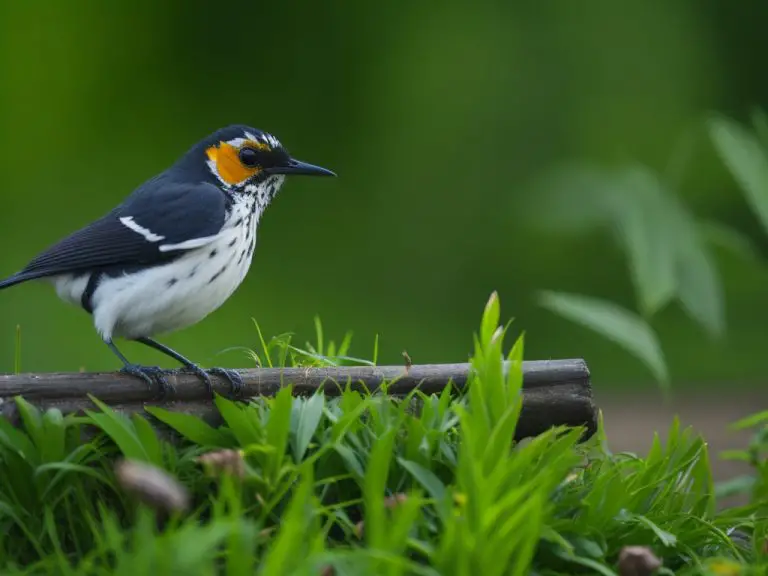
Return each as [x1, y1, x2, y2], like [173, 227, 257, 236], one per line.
[131, 414, 163, 467]
[398, 458, 446, 503]
[699, 220, 761, 262]
[610, 166, 678, 315]
[709, 114, 768, 235]
[265, 386, 293, 480]
[538, 291, 669, 387]
[144, 406, 233, 447]
[291, 393, 325, 462]
[214, 394, 262, 447]
[730, 410, 768, 430]
[85, 395, 149, 461]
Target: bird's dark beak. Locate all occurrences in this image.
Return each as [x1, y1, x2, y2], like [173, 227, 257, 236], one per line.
[267, 158, 336, 177]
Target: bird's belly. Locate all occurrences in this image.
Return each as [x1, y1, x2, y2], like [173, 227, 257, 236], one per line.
[52, 274, 91, 307]
[90, 229, 255, 340]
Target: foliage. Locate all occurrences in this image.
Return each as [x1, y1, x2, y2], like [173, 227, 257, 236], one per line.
[716, 411, 768, 508]
[530, 109, 768, 392]
[0, 294, 764, 574]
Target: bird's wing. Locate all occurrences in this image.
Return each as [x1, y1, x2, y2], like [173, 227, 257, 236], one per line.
[0, 181, 229, 288]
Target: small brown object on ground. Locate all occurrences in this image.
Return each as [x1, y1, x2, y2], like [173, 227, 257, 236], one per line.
[617, 546, 662, 576]
[197, 448, 245, 478]
[114, 459, 190, 514]
[402, 351, 412, 372]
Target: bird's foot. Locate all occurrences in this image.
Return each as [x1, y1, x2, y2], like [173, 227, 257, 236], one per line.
[209, 367, 244, 398]
[179, 365, 243, 398]
[120, 364, 175, 398]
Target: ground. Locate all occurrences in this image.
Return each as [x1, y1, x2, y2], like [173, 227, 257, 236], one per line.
[600, 388, 768, 506]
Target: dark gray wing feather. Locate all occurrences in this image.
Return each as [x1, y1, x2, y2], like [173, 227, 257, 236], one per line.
[0, 179, 229, 288]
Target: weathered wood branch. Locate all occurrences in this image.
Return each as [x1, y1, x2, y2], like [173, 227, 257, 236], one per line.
[0, 359, 597, 441]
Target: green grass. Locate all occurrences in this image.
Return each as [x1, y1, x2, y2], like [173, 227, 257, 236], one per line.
[0, 293, 765, 575]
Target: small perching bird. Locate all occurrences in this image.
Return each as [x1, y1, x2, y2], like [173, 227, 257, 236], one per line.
[0, 125, 335, 396]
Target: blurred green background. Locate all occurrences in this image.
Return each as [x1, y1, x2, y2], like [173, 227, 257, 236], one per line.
[2, 1, 768, 393]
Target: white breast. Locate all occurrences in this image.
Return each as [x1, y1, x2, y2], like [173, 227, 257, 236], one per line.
[60, 197, 260, 341]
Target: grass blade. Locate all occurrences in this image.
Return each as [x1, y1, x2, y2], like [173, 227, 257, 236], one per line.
[145, 406, 233, 447]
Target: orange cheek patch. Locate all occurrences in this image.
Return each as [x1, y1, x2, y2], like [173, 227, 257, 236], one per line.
[205, 142, 261, 185]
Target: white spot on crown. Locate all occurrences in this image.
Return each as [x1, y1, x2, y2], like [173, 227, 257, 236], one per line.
[242, 130, 281, 150]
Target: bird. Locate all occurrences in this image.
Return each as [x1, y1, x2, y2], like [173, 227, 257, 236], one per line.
[0, 124, 336, 397]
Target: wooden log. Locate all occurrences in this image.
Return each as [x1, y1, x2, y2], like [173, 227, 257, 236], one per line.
[0, 359, 597, 441]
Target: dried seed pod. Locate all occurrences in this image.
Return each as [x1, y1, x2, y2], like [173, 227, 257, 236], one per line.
[384, 493, 408, 509]
[353, 520, 364, 540]
[402, 351, 412, 371]
[115, 459, 190, 514]
[617, 546, 662, 576]
[197, 448, 245, 478]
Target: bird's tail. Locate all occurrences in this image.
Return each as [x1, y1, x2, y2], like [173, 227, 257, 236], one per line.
[0, 272, 42, 290]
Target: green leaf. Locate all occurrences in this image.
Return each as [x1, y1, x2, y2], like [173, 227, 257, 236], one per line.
[699, 220, 761, 262]
[480, 291, 501, 348]
[329, 395, 369, 443]
[398, 458, 446, 503]
[538, 291, 669, 388]
[265, 386, 293, 478]
[313, 315, 324, 356]
[554, 552, 618, 576]
[290, 393, 325, 462]
[709, 114, 768, 236]
[571, 537, 605, 559]
[14, 397, 44, 455]
[384, 493, 424, 556]
[675, 231, 725, 339]
[144, 406, 233, 447]
[40, 408, 66, 463]
[628, 514, 678, 547]
[715, 475, 756, 499]
[259, 465, 318, 576]
[214, 394, 262, 447]
[168, 523, 236, 573]
[486, 489, 545, 576]
[729, 410, 768, 430]
[43, 507, 69, 574]
[610, 167, 678, 315]
[85, 395, 149, 461]
[333, 443, 365, 480]
[611, 165, 724, 335]
[525, 161, 617, 233]
[362, 428, 397, 549]
[0, 501, 45, 558]
[0, 415, 37, 466]
[530, 161, 725, 337]
[131, 414, 163, 467]
[38, 460, 115, 501]
[751, 107, 768, 151]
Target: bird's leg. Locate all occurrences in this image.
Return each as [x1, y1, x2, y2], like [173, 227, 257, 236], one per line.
[133, 337, 244, 398]
[104, 339, 175, 398]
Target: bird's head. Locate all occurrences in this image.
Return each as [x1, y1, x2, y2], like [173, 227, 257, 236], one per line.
[182, 124, 335, 196]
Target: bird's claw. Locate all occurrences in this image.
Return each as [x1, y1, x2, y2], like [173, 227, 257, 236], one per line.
[180, 364, 243, 398]
[178, 364, 213, 394]
[120, 364, 175, 398]
[209, 367, 244, 398]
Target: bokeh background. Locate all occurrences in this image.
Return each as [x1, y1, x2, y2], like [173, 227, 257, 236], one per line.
[1, 2, 767, 479]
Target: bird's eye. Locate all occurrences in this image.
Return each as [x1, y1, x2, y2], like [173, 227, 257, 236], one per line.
[238, 147, 260, 167]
